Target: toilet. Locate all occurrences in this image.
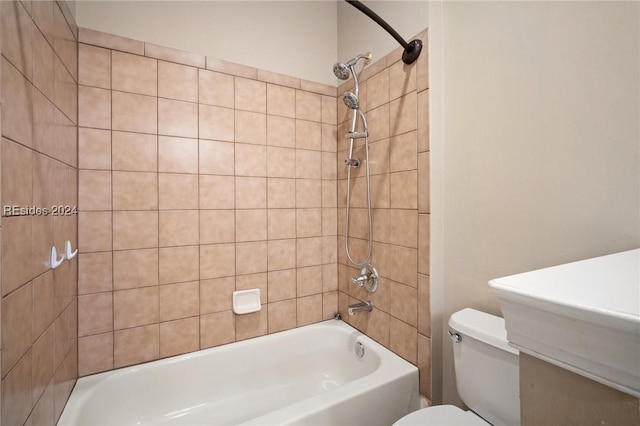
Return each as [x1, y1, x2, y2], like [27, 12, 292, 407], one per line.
[394, 308, 520, 426]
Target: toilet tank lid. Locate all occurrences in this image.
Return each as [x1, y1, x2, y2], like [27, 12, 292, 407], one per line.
[449, 308, 518, 355]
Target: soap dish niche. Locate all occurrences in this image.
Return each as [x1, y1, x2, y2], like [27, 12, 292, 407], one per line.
[232, 289, 261, 314]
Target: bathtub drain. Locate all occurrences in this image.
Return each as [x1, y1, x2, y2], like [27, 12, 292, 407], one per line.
[355, 342, 365, 358]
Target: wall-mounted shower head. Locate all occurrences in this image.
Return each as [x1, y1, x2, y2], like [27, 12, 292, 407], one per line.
[332, 52, 372, 80]
[343, 92, 360, 110]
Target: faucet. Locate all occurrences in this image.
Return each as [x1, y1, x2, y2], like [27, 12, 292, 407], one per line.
[347, 301, 373, 316]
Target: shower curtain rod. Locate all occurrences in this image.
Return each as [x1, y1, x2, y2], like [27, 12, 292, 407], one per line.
[345, 0, 422, 65]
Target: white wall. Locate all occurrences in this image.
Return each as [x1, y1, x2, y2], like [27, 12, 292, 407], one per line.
[76, 1, 338, 85]
[433, 1, 640, 405]
[337, 1, 428, 63]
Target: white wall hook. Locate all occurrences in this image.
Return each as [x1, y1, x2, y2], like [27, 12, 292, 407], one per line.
[65, 240, 78, 260]
[50, 246, 65, 269]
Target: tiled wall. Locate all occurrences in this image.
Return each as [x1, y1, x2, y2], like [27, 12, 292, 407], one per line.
[1, 1, 79, 425]
[336, 30, 431, 398]
[76, 29, 340, 375]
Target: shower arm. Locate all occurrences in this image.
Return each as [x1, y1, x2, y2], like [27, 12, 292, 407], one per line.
[345, 0, 422, 65]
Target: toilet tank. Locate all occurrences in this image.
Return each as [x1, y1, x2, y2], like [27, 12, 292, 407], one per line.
[449, 308, 520, 426]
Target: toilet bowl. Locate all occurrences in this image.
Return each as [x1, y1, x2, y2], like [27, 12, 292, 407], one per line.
[393, 308, 520, 426]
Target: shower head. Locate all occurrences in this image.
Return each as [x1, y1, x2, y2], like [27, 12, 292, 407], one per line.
[342, 92, 360, 110]
[332, 52, 373, 80]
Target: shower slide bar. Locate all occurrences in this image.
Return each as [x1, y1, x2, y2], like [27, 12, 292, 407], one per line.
[345, 0, 422, 65]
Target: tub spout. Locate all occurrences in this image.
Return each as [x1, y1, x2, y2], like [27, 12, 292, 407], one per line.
[347, 301, 373, 316]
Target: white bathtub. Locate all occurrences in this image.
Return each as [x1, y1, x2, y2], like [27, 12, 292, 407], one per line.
[59, 320, 419, 425]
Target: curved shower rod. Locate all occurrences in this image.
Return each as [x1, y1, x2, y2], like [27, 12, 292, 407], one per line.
[345, 0, 422, 65]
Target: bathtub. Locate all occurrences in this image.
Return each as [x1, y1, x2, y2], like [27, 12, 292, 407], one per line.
[59, 319, 419, 425]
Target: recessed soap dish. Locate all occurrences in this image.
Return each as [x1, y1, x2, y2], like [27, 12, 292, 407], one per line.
[232, 289, 261, 314]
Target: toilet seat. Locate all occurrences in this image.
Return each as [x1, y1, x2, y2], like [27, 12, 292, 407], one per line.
[393, 405, 491, 426]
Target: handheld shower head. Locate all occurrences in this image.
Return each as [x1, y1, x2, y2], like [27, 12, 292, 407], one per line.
[332, 52, 372, 80]
[343, 92, 360, 110]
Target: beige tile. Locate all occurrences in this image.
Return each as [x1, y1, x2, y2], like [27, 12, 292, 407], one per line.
[159, 281, 199, 321]
[268, 299, 297, 333]
[114, 324, 159, 368]
[388, 209, 418, 248]
[366, 69, 390, 112]
[267, 269, 296, 302]
[79, 27, 144, 55]
[158, 136, 198, 174]
[267, 239, 296, 271]
[200, 243, 235, 279]
[367, 104, 390, 143]
[200, 311, 235, 348]
[295, 120, 322, 151]
[199, 105, 234, 142]
[199, 69, 234, 108]
[266, 115, 295, 148]
[78, 128, 111, 170]
[112, 171, 158, 210]
[199, 210, 234, 244]
[32, 215, 53, 278]
[78, 332, 113, 376]
[296, 265, 322, 297]
[236, 309, 267, 341]
[267, 84, 295, 118]
[111, 51, 157, 96]
[418, 333, 431, 398]
[418, 274, 431, 337]
[236, 241, 268, 275]
[199, 175, 235, 209]
[200, 277, 235, 314]
[418, 152, 430, 213]
[2, 217, 33, 296]
[160, 317, 199, 358]
[2, 138, 33, 208]
[158, 98, 198, 138]
[389, 60, 417, 101]
[199, 139, 234, 175]
[322, 152, 337, 180]
[297, 294, 322, 327]
[322, 208, 338, 237]
[296, 237, 323, 267]
[113, 286, 159, 330]
[235, 143, 266, 177]
[322, 263, 338, 292]
[113, 248, 158, 290]
[418, 214, 430, 275]
[158, 61, 198, 102]
[235, 273, 267, 305]
[78, 252, 112, 295]
[78, 293, 113, 337]
[235, 177, 266, 209]
[295, 179, 321, 208]
[2, 0, 33, 79]
[78, 86, 110, 129]
[112, 131, 158, 172]
[236, 209, 267, 242]
[235, 77, 266, 113]
[79, 170, 111, 211]
[389, 317, 417, 364]
[416, 31, 429, 92]
[32, 25, 54, 100]
[295, 150, 322, 179]
[112, 91, 157, 134]
[267, 147, 296, 178]
[78, 211, 112, 253]
[53, 55, 78, 124]
[296, 90, 321, 122]
[300, 80, 335, 97]
[257, 70, 300, 89]
[390, 131, 417, 172]
[375, 243, 417, 287]
[206, 57, 256, 79]
[322, 235, 337, 264]
[1, 347, 33, 426]
[33, 271, 54, 337]
[417, 90, 429, 153]
[389, 281, 418, 327]
[390, 170, 417, 209]
[158, 173, 198, 210]
[390, 92, 417, 137]
[26, 381, 54, 426]
[267, 209, 296, 240]
[32, 91, 55, 159]
[2, 282, 33, 376]
[267, 178, 295, 208]
[112, 211, 158, 250]
[321, 95, 337, 125]
[297, 209, 322, 238]
[235, 111, 266, 145]
[322, 291, 338, 320]
[159, 245, 199, 284]
[79, 43, 110, 89]
[159, 210, 199, 247]
[145, 43, 205, 68]
[322, 181, 337, 208]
